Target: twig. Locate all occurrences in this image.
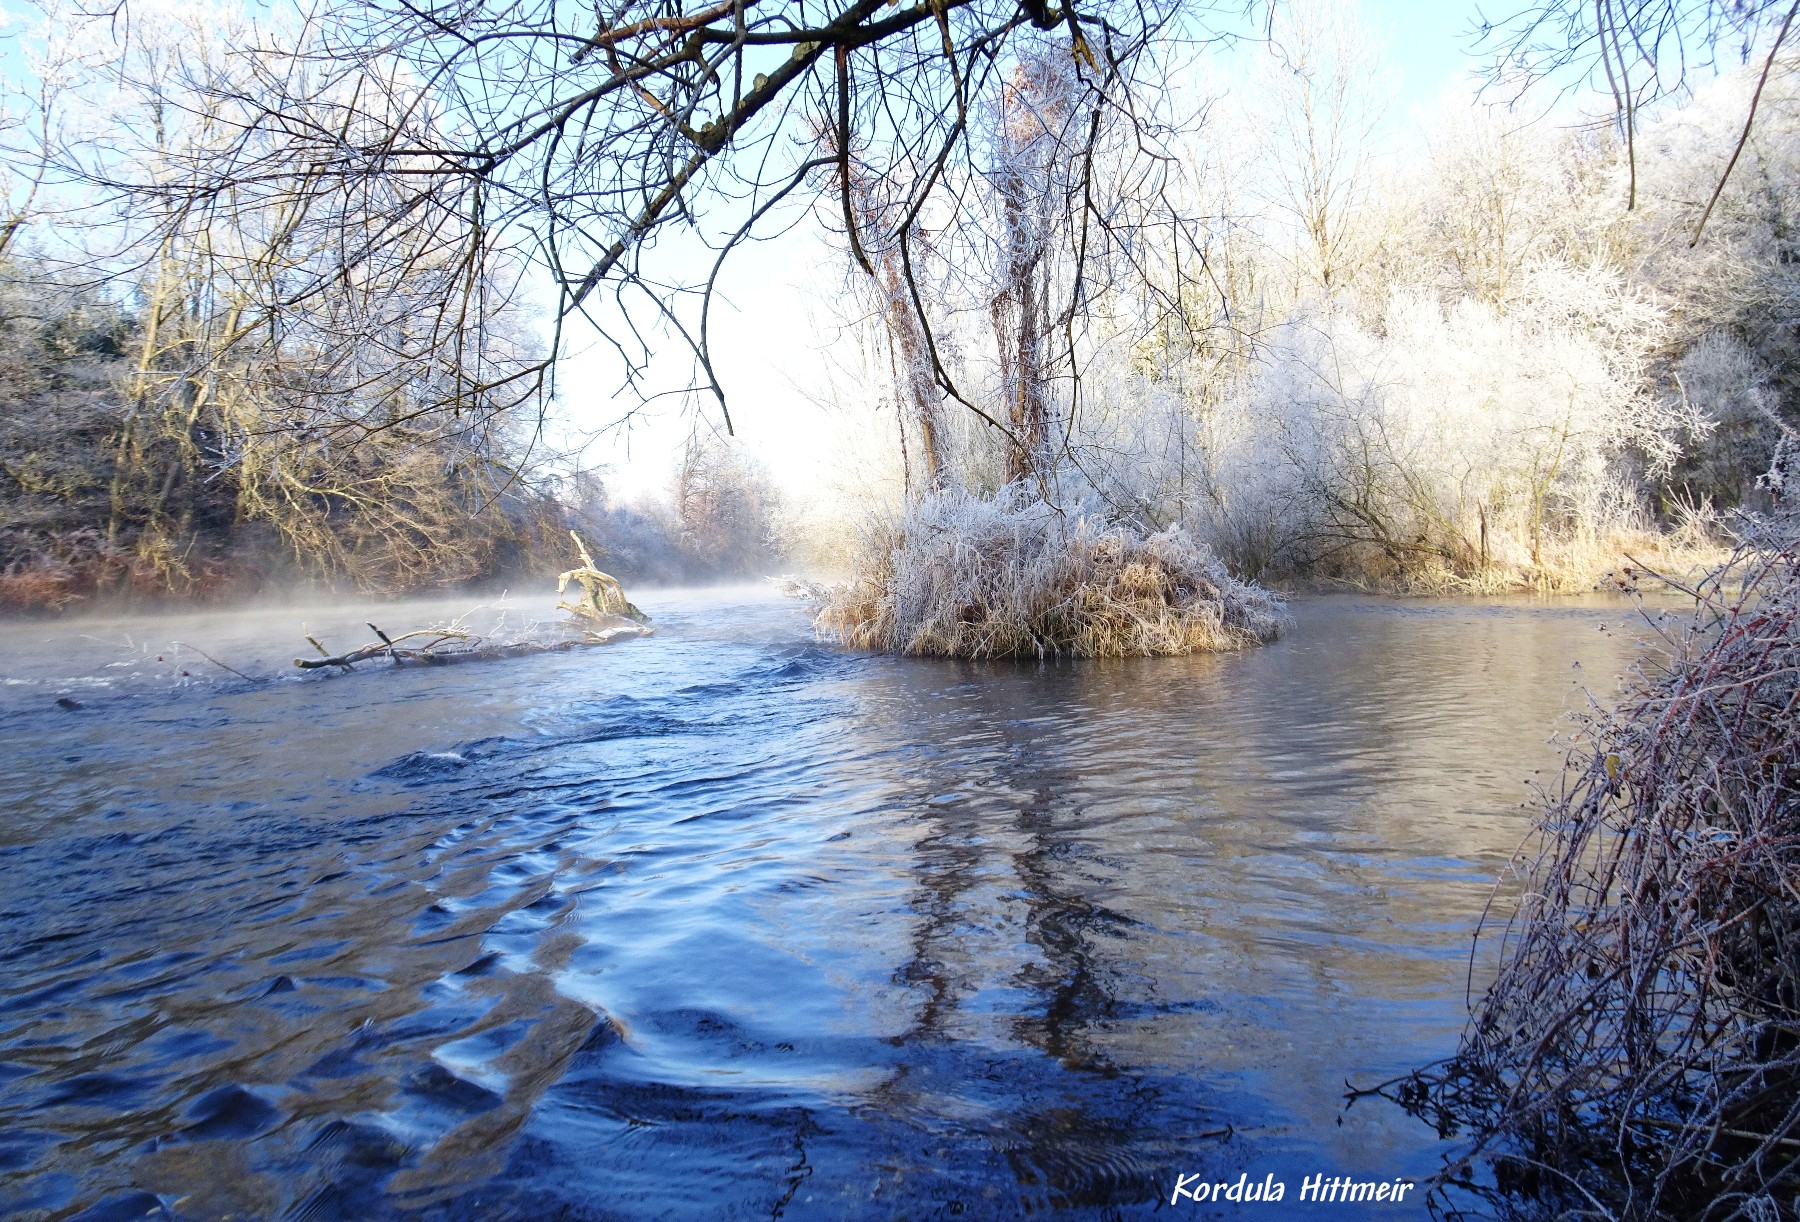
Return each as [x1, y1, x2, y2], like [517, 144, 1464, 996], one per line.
[368, 622, 398, 664]
[1690, 0, 1800, 246]
[170, 641, 256, 683]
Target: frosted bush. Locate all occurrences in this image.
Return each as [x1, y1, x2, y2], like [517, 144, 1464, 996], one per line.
[1627, 65, 1800, 500]
[1192, 265, 1678, 584]
[815, 483, 1286, 658]
[1678, 331, 1775, 425]
[1670, 331, 1784, 507]
[1058, 358, 1208, 528]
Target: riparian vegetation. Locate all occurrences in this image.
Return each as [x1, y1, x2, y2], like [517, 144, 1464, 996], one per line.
[808, 0, 1799, 657]
[0, 0, 1794, 637]
[1406, 514, 1800, 1221]
[0, 0, 787, 608]
[5, 0, 1799, 1207]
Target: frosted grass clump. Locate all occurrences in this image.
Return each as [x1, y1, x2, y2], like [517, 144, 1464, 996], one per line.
[815, 484, 1286, 658]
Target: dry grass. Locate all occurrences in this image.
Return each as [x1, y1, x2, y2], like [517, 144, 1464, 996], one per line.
[1400, 513, 1800, 1220]
[1296, 532, 1735, 597]
[815, 486, 1287, 658]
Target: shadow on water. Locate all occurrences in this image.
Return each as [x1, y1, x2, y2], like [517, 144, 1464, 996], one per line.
[0, 590, 1668, 1218]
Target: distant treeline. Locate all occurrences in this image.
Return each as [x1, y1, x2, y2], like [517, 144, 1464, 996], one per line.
[8, 0, 1798, 613]
[0, 267, 783, 611]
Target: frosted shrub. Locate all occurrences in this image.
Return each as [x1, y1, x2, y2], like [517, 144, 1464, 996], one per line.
[1672, 330, 1783, 509]
[1202, 266, 1679, 586]
[1605, 68, 1800, 513]
[1061, 359, 1209, 528]
[815, 484, 1286, 658]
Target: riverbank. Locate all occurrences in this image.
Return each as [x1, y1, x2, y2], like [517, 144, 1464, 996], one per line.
[1414, 516, 1800, 1217]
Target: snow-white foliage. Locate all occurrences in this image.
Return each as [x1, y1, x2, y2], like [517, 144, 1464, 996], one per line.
[1678, 331, 1775, 428]
[1626, 67, 1800, 507]
[1182, 268, 1672, 576]
[817, 30, 1798, 621]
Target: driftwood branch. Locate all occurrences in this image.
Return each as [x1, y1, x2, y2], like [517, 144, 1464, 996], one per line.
[294, 535, 653, 672]
[556, 530, 650, 626]
[293, 626, 480, 669]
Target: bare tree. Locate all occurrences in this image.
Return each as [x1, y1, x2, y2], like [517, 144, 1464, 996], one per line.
[1480, 0, 1799, 240]
[1250, 0, 1387, 300]
[835, 147, 957, 491]
[988, 51, 1079, 482]
[0, 0, 92, 260]
[73, 0, 1211, 451]
[673, 425, 780, 574]
[817, 25, 1212, 496]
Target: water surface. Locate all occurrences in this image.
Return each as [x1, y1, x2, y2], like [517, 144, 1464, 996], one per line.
[0, 589, 1663, 1219]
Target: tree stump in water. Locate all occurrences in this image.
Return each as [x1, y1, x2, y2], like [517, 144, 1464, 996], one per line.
[556, 531, 650, 631]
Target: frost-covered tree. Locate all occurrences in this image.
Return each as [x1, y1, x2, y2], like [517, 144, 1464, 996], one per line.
[673, 429, 783, 578]
[1198, 268, 1673, 580]
[1250, 0, 1389, 299]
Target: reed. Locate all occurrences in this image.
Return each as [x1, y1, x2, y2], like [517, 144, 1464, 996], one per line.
[814, 485, 1287, 658]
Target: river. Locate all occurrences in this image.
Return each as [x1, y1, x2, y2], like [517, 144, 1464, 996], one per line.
[0, 588, 1664, 1219]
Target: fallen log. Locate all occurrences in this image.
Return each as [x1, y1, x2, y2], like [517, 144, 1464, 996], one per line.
[293, 536, 652, 672]
[294, 620, 651, 670]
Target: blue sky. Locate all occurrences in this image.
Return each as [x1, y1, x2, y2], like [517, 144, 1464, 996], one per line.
[1381, 0, 1494, 107]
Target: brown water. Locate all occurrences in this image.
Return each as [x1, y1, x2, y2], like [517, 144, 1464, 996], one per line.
[0, 589, 1664, 1219]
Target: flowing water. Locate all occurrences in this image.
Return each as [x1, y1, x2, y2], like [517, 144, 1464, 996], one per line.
[0, 588, 1667, 1220]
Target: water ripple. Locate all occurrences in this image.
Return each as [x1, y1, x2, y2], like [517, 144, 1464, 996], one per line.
[0, 588, 1655, 1218]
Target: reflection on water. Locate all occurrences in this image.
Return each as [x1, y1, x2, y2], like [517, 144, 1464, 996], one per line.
[0, 590, 1660, 1218]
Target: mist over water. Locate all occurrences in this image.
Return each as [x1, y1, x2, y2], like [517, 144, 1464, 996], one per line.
[0, 589, 1659, 1218]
